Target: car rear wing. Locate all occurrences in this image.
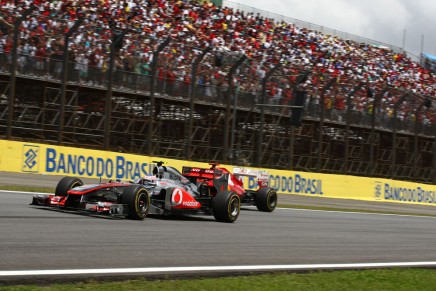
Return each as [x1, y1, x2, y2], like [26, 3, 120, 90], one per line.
[182, 166, 233, 195]
[233, 168, 270, 187]
[182, 166, 224, 180]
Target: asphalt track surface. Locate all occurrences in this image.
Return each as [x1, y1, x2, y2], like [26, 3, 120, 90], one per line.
[1, 172, 436, 284]
[1, 171, 435, 216]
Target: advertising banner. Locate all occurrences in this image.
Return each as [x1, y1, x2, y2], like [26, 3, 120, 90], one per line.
[1, 140, 435, 206]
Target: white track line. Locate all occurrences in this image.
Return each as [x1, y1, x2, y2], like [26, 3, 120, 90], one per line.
[278, 207, 436, 219]
[2, 262, 436, 276]
[0, 190, 49, 195]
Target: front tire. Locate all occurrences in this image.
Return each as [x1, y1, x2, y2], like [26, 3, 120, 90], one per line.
[254, 187, 277, 212]
[55, 177, 83, 197]
[122, 185, 150, 220]
[213, 191, 240, 223]
[197, 182, 210, 196]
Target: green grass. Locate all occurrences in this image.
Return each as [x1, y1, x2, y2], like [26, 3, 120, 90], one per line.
[2, 269, 436, 290]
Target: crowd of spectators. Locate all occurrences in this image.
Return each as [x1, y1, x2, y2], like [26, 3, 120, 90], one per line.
[0, 0, 434, 125]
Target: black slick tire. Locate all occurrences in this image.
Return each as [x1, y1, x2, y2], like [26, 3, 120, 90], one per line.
[122, 185, 150, 220]
[55, 177, 83, 197]
[197, 182, 210, 196]
[254, 187, 277, 212]
[213, 191, 240, 223]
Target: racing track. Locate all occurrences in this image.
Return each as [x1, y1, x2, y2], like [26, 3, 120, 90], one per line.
[1, 190, 436, 284]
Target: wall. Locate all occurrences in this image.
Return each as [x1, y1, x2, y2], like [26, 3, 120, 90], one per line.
[2, 140, 436, 206]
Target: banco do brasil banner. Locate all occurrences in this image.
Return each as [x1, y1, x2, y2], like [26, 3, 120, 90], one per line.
[1, 140, 436, 206]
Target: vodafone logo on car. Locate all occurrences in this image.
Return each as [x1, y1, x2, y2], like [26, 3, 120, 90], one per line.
[171, 188, 201, 209]
[182, 201, 200, 207]
[171, 188, 183, 206]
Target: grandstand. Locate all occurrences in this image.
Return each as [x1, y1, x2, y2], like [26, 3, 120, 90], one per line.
[0, 0, 435, 183]
[422, 53, 436, 74]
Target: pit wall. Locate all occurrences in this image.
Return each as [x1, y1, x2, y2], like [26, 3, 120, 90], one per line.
[2, 140, 436, 206]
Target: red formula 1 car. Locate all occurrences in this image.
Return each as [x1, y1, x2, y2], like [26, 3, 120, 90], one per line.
[31, 163, 241, 223]
[182, 163, 278, 212]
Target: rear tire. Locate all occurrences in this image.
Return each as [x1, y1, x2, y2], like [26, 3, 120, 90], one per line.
[213, 191, 240, 223]
[122, 185, 150, 220]
[254, 187, 277, 212]
[55, 177, 83, 197]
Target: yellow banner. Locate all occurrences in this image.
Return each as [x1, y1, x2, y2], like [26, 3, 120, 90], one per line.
[1, 139, 436, 206]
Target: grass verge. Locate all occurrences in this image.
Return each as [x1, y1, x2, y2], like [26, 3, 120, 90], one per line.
[2, 269, 436, 290]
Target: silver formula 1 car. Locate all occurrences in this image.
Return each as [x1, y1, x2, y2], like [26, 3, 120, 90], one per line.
[31, 162, 241, 223]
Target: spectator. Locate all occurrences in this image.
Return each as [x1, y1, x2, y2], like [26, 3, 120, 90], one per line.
[0, 0, 434, 126]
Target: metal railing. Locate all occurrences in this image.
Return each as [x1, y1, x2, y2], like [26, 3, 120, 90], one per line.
[0, 51, 433, 136]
